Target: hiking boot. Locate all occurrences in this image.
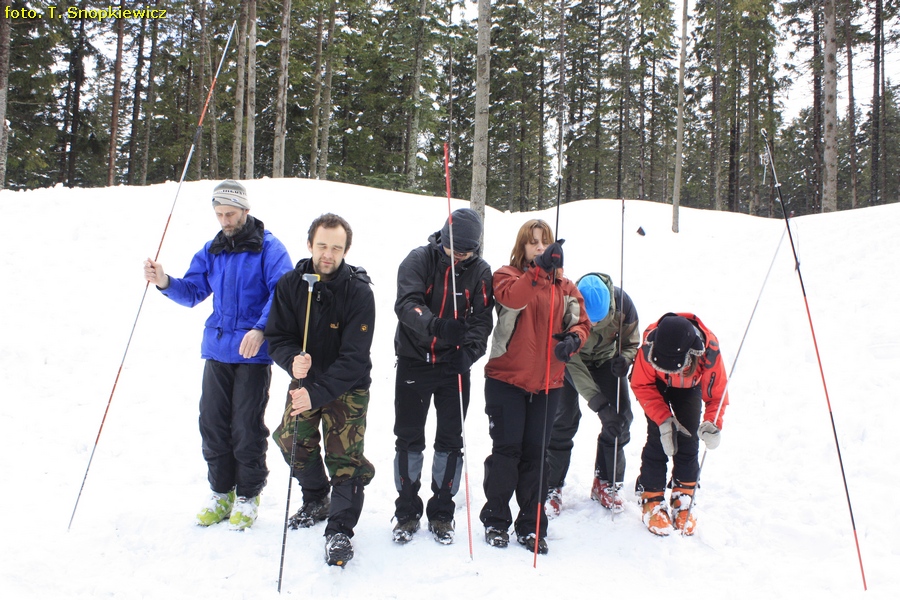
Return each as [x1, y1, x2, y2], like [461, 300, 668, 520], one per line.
[641, 491, 672, 536]
[289, 496, 330, 529]
[516, 532, 549, 555]
[196, 490, 235, 526]
[591, 477, 625, 513]
[484, 527, 509, 548]
[428, 519, 455, 545]
[392, 518, 420, 544]
[324, 532, 354, 567]
[546, 487, 562, 518]
[229, 495, 260, 530]
[670, 481, 697, 535]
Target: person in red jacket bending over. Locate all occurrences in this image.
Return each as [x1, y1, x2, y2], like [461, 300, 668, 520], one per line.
[630, 313, 729, 536]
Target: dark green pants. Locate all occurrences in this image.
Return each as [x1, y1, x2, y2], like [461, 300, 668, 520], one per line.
[273, 385, 375, 494]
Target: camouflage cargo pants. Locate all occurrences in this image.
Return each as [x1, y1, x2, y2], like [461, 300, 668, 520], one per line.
[273, 383, 375, 487]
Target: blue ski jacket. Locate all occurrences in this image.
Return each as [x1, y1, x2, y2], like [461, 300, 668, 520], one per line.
[160, 215, 293, 365]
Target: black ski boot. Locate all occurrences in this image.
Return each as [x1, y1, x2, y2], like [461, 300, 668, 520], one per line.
[324, 533, 354, 567]
[392, 518, 420, 543]
[516, 532, 548, 555]
[485, 526, 509, 548]
[428, 519, 455, 545]
[289, 496, 330, 529]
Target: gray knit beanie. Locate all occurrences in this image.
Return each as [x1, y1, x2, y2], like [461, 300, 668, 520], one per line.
[211, 179, 250, 210]
[441, 208, 482, 253]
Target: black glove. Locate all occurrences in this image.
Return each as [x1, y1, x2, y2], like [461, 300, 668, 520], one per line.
[445, 348, 474, 375]
[534, 240, 565, 272]
[587, 392, 607, 413]
[610, 355, 629, 378]
[433, 318, 467, 345]
[598, 404, 625, 438]
[552, 331, 580, 363]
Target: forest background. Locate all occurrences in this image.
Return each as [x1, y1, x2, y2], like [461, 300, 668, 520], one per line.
[0, 0, 898, 217]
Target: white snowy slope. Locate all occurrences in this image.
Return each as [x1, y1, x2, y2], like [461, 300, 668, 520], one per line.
[0, 179, 896, 599]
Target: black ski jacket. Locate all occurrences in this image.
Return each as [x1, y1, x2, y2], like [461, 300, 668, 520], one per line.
[394, 231, 493, 367]
[265, 258, 375, 409]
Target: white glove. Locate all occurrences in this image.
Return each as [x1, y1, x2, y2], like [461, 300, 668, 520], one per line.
[659, 416, 691, 457]
[698, 420, 721, 449]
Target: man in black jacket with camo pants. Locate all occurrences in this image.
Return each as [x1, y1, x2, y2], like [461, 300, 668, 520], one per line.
[266, 213, 375, 567]
[391, 208, 493, 545]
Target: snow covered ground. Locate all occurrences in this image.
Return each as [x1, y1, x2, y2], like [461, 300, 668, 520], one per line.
[0, 179, 896, 599]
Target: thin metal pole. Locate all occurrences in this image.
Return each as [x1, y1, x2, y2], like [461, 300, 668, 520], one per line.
[444, 142, 474, 560]
[278, 273, 320, 593]
[610, 197, 625, 515]
[761, 129, 866, 591]
[68, 21, 237, 532]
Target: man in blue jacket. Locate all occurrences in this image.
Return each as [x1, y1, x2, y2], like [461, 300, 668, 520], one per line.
[143, 179, 292, 530]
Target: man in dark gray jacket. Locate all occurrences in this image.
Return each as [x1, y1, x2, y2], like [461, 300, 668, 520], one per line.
[391, 208, 493, 545]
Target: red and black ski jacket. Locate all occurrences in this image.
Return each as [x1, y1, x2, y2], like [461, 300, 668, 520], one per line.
[630, 312, 729, 428]
[394, 232, 494, 367]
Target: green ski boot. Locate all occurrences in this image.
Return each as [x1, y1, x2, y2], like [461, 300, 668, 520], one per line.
[229, 495, 260, 530]
[196, 490, 235, 526]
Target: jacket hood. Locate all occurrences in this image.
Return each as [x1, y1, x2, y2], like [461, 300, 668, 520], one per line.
[209, 214, 264, 255]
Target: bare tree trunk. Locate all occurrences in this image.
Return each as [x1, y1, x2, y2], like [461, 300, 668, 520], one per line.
[869, 0, 881, 205]
[844, 6, 858, 208]
[470, 0, 491, 225]
[879, 17, 886, 205]
[245, 0, 257, 179]
[67, 7, 88, 186]
[638, 21, 646, 200]
[273, 0, 291, 177]
[812, 6, 823, 212]
[317, 1, 337, 181]
[196, 0, 207, 181]
[319, 2, 337, 181]
[206, 5, 219, 180]
[672, 0, 688, 231]
[404, 0, 429, 189]
[822, 0, 837, 212]
[712, 0, 724, 210]
[538, 2, 547, 207]
[592, 0, 603, 200]
[0, 0, 12, 189]
[748, 43, 760, 215]
[309, 5, 325, 177]
[140, 0, 160, 185]
[127, 15, 147, 185]
[108, 1, 126, 186]
[232, 0, 248, 178]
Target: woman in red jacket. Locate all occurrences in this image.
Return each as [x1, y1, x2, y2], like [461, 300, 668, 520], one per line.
[480, 219, 591, 554]
[630, 312, 729, 536]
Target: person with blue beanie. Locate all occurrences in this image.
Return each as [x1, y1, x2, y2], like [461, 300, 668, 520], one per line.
[545, 272, 640, 516]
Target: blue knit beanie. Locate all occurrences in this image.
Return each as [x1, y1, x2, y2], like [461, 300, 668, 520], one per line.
[578, 275, 610, 322]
